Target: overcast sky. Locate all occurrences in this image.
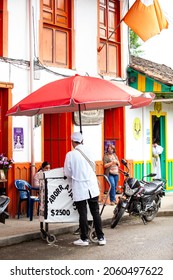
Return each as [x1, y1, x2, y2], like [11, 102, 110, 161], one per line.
[138, 0, 173, 68]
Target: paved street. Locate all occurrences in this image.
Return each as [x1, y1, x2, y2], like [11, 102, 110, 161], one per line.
[0, 216, 173, 260]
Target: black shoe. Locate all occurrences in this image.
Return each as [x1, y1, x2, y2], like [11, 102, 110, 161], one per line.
[73, 227, 80, 235]
[98, 237, 106, 246]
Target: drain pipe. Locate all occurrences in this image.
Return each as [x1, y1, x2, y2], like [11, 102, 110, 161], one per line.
[142, 106, 147, 176]
[29, 0, 35, 185]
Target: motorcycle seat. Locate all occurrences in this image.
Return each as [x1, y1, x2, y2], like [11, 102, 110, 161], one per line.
[143, 182, 162, 195]
[0, 195, 9, 207]
[152, 179, 163, 187]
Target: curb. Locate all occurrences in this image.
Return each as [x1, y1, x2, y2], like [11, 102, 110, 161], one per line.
[0, 224, 77, 248]
[0, 210, 172, 248]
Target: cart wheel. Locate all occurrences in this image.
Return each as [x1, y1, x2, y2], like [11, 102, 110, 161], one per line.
[46, 234, 56, 245]
[89, 228, 98, 243]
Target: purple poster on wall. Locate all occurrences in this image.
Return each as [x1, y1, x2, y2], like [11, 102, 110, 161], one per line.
[104, 139, 116, 153]
[13, 127, 24, 150]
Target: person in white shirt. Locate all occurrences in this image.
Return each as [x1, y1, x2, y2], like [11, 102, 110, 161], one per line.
[64, 132, 106, 246]
[152, 140, 163, 179]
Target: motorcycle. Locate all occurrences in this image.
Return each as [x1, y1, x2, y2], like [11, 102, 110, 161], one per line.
[0, 195, 10, 224]
[111, 159, 166, 228]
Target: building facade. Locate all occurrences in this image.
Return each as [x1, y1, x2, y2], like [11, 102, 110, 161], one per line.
[1, 0, 171, 218]
[128, 56, 173, 192]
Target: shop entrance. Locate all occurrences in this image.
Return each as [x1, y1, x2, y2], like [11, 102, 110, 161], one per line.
[152, 114, 166, 179]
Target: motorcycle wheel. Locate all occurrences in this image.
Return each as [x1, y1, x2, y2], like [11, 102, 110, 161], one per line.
[110, 205, 126, 228]
[143, 204, 159, 222]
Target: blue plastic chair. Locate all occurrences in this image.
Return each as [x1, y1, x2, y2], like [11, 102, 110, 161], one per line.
[14, 180, 39, 221]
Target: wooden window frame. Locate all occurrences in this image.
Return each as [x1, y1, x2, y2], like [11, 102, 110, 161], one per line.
[98, 0, 121, 76]
[40, 0, 74, 69]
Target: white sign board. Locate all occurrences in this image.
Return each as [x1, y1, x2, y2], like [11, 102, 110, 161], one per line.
[39, 168, 92, 223]
[39, 168, 79, 223]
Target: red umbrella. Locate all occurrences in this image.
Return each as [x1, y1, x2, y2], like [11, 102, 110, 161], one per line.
[6, 75, 155, 131]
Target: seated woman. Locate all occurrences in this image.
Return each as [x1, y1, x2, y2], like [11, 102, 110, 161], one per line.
[33, 161, 50, 188]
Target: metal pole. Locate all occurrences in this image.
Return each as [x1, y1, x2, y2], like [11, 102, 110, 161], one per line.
[29, 0, 35, 185]
[142, 106, 147, 176]
[78, 104, 82, 134]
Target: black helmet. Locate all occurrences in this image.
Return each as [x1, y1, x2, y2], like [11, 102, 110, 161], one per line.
[127, 178, 140, 189]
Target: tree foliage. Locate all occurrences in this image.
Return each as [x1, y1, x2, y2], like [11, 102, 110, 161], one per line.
[129, 29, 144, 56]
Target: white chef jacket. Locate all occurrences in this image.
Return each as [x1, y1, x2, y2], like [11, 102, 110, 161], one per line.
[64, 144, 100, 202]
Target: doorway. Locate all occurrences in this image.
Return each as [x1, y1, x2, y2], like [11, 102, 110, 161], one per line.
[152, 115, 166, 179]
[0, 88, 8, 154]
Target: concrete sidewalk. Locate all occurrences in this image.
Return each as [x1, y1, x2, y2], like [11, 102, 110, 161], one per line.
[0, 192, 172, 247]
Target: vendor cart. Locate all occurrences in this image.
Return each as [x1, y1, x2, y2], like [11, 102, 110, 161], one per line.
[39, 168, 111, 244]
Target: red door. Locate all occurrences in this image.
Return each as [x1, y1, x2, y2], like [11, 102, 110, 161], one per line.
[104, 107, 125, 187]
[44, 112, 72, 168]
[0, 88, 8, 155]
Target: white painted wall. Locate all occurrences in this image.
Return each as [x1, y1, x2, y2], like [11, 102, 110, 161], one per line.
[162, 102, 173, 158]
[125, 104, 153, 162]
[74, 0, 98, 76]
[8, 0, 29, 60]
[0, 0, 103, 163]
[125, 107, 144, 160]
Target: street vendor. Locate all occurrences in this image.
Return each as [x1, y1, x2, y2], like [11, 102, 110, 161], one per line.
[64, 131, 106, 246]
